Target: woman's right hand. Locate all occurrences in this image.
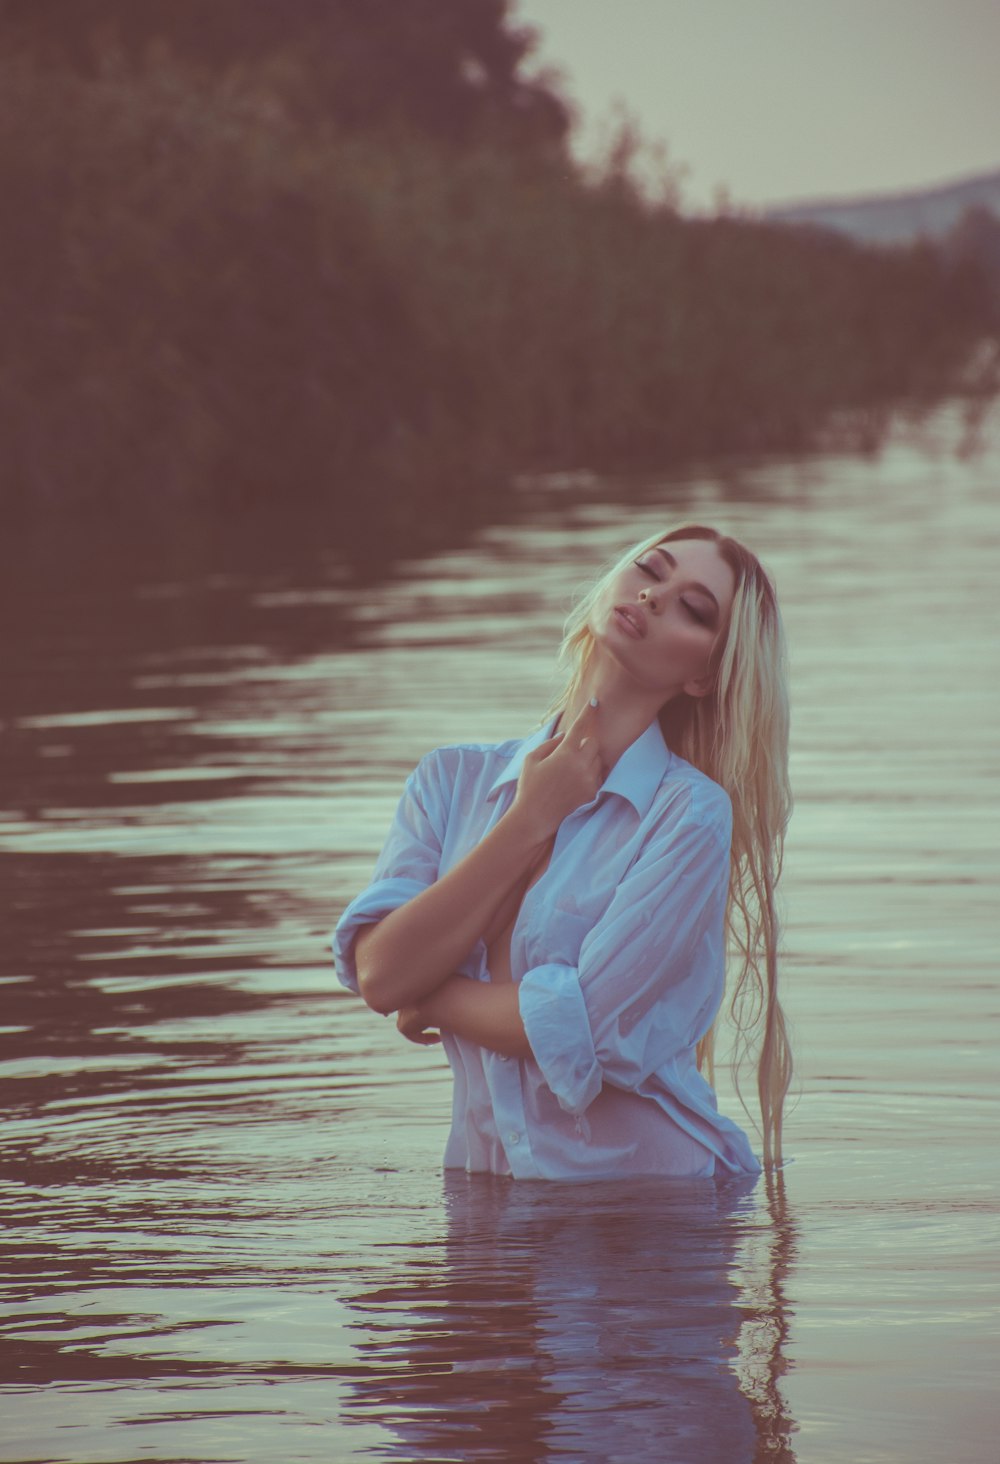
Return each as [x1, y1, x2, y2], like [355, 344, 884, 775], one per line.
[511, 699, 606, 842]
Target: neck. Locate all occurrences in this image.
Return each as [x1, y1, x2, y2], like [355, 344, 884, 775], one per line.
[556, 651, 678, 775]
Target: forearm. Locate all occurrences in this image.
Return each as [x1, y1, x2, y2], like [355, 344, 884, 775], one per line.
[356, 803, 548, 1015]
[419, 977, 533, 1059]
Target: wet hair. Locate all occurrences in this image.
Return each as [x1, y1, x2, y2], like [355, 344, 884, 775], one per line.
[543, 523, 793, 1168]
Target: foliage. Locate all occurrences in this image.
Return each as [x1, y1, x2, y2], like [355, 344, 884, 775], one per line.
[946, 206, 1000, 310]
[0, 11, 994, 558]
[0, 0, 572, 155]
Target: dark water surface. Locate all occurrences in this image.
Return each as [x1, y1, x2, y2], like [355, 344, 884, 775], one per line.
[2, 409, 998, 1462]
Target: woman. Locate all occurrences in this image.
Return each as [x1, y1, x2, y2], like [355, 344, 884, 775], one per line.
[332, 524, 792, 1178]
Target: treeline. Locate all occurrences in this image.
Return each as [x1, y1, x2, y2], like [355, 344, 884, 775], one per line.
[1, 1, 994, 560]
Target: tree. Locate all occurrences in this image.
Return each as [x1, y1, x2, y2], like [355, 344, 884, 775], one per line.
[0, 0, 572, 155]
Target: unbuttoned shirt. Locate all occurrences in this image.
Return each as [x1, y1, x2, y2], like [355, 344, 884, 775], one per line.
[331, 714, 761, 1181]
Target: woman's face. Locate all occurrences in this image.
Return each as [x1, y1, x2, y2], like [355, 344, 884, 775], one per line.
[592, 537, 737, 702]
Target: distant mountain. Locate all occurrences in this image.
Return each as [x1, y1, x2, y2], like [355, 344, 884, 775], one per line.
[763, 167, 1000, 246]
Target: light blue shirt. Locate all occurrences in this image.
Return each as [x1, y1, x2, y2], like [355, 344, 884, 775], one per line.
[332, 715, 762, 1181]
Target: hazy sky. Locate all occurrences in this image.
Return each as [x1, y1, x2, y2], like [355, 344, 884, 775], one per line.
[512, 0, 1000, 211]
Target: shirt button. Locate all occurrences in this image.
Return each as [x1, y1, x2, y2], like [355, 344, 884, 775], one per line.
[498, 1053, 510, 1062]
[508, 1132, 521, 1145]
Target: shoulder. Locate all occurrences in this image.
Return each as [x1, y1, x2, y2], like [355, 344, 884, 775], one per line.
[408, 732, 528, 794]
[649, 751, 732, 851]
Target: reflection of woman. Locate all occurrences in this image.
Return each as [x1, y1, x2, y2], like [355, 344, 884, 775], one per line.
[333, 524, 792, 1176]
[343, 1172, 798, 1464]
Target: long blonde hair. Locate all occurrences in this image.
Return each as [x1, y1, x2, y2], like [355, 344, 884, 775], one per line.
[543, 523, 793, 1168]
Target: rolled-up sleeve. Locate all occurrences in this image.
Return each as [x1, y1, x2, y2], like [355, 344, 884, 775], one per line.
[331, 751, 450, 994]
[518, 789, 732, 1115]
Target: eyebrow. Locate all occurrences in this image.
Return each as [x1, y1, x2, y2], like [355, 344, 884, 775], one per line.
[650, 546, 721, 615]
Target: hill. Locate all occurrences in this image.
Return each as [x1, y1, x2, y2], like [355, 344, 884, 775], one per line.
[763, 167, 1000, 246]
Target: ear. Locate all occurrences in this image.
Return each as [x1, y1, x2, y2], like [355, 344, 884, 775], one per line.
[682, 670, 714, 699]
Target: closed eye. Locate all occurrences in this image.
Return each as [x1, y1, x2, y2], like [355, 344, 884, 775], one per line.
[682, 599, 709, 624]
[636, 557, 714, 626]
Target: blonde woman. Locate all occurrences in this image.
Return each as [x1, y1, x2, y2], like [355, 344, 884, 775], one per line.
[332, 525, 792, 1177]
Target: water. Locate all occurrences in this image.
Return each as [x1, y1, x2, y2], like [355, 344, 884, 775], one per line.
[2, 407, 998, 1462]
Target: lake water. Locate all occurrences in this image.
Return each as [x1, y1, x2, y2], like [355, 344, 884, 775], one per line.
[2, 406, 998, 1463]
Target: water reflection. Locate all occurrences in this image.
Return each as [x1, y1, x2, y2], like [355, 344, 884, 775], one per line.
[345, 1172, 797, 1463]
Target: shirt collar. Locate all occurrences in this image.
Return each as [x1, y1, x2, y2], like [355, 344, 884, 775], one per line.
[487, 713, 672, 819]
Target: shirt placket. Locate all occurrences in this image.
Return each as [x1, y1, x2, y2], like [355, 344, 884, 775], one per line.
[485, 1050, 540, 1179]
[479, 786, 600, 1179]
[476, 780, 553, 1177]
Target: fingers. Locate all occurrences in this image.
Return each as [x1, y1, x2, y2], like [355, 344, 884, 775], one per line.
[568, 693, 599, 724]
[535, 698, 598, 752]
[400, 1023, 440, 1045]
[528, 733, 564, 762]
[569, 697, 601, 761]
[397, 1006, 441, 1045]
[566, 695, 600, 738]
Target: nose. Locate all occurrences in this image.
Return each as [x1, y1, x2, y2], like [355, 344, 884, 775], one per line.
[639, 587, 658, 611]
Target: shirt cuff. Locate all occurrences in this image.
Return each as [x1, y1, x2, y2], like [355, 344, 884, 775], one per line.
[331, 876, 431, 994]
[518, 963, 602, 1116]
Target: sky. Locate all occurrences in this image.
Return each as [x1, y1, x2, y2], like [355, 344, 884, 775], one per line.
[512, 0, 1000, 212]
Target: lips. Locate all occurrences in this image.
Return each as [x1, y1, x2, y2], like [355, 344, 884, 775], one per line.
[613, 604, 646, 638]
